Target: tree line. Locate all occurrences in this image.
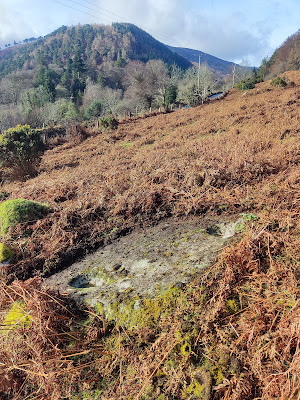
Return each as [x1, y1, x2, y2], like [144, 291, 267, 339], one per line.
[0, 23, 254, 130]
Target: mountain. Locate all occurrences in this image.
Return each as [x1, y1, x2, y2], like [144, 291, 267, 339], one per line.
[0, 23, 192, 78]
[167, 45, 235, 76]
[0, 23, 253, 131]
[0, 23, 244, 80]
[264, 30, 300, 77]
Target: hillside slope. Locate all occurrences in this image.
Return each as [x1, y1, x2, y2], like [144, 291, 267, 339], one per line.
[2, 71, 299, 276]
[0, 72, 299, 399]
[265, 30, 300, 76]
[168, 45, 236, 75]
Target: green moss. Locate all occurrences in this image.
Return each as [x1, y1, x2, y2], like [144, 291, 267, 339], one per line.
[141, 385, 153, 399]
[183, 369, 212, 400]
[0, 198, 51, 235]
[155, 394, 166, 400]
[70, 388, 102, 400]
[276, 298, 295, 308]
[214, 369, 224, 384]
[95, 302, 104, 314]
[3, 301, 32, 330]
[181, 342, 192, 358]
[226, 299, 239, 314]
[207, 363, 225, 385]
[103, 286, 185, 330]
[235, 213, 258, 233]
[94, 266, 116, 284]
[0, 243, 14, 262]
[186, 380, 205, 397]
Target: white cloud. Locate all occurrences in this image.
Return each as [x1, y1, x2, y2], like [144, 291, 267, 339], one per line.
[0, 2, 33, 46]
[98, 0, 272, 65]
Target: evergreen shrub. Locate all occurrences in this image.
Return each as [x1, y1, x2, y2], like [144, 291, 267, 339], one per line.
[270, 76, 287, 88]
[0, 125, 45, 179]
[99, 116, 119, 130]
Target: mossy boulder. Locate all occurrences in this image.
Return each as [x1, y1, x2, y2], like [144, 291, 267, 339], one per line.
[3, 301, 32, 330]
[0, 198, 51, 235]
[0, 243, 14, 262]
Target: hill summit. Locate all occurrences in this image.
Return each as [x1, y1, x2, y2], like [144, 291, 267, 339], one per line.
[0, 23, 192, 78]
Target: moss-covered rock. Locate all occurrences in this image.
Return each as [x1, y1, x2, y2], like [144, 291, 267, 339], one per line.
[184, 369, 212, 400]
[100, 286, 186, 330]
[3, 301, 32, 330]
[0, 243, 14, 262]
[0, 198, 51, 235]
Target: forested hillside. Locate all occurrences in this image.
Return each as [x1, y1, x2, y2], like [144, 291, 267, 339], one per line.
[0, 23, 191, 78]
[260, 29, 300, 78]
[0, 23, 254, 131]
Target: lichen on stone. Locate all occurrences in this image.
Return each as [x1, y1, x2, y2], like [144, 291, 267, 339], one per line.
[98, 286, 184, 330]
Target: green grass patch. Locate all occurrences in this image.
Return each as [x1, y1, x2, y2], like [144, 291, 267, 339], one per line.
[120, 141, 133, 148]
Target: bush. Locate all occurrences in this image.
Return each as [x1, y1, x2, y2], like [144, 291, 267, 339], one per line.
[0, 124, 45, 179]
[0, 199, 51, 235]
[270, 76, 287, 88]
[235, 80, 255, 91]
[99, 116, 119, 130]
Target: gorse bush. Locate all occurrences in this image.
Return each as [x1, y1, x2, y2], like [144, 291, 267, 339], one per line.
[235, 79, 256, 91]
[270, 76, 287, 87]
[0, 124, 45, 179]
[99, 116, 119, 130]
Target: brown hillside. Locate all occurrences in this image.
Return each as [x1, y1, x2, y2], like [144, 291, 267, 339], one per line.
[2, 71, 300, 278]
[0, 72, 299, 399]
[267, 31, 300, 76]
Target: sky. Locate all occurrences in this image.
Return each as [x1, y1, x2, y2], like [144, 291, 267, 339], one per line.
[0, 0, 299, 66]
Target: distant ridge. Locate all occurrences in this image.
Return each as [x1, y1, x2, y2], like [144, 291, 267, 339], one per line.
[167, 46, 235, 76]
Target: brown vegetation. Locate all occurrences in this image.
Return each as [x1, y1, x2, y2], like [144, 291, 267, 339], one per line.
[0, 72, 299, 399]
[2, 72, 299, 280]
[267, 31, 300, 77]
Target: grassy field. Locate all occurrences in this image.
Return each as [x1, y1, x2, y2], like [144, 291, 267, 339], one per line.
[0, 72, 299, 399]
